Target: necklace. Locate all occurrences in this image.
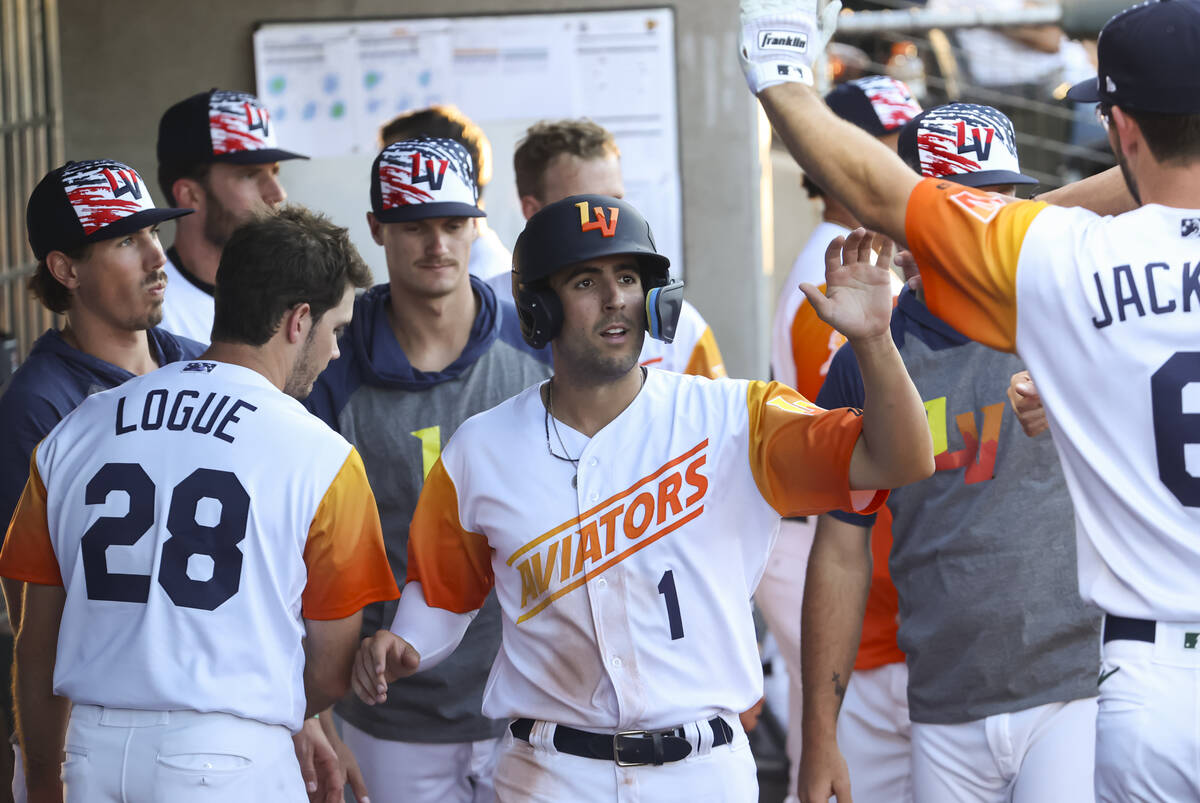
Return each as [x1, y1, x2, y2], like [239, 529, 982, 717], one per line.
[545, 379, 581, 488]
[544, 367, 648, 489]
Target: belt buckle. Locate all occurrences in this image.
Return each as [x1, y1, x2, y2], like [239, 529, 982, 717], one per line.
[613, 730, 650, 767]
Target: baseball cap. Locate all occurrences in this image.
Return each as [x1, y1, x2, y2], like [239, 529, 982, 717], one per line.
[157, 89, 307, 171]
[370, 137, 486, 223]
[1066, 0, 1200, 113]
[898, 104, 1038, 188]
[826, 75, 923, 136]
[27, 160, 193, 260]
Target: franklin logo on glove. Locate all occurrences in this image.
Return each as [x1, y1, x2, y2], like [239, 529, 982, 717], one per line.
[759, 30, 809, 52]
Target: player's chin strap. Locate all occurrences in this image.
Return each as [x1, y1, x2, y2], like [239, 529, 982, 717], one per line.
[646, 279, 684, 344]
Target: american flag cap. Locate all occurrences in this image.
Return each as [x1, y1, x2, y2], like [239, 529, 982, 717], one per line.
[370, 137, 486, 223]
[899, 103, 1038, 189]
[157, 89, 308, 171]
[26, 160, 193, 260]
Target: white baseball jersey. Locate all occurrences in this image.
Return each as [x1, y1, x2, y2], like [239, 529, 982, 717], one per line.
[908, 178, 1200, 620]
[394, 370, 883, 731]
[160, 254, 214, 345]
[0, 360, 398, 731]
[638, 300, 726, 379]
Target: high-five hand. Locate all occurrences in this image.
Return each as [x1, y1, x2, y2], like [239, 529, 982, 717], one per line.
[801, 228, 896, 343]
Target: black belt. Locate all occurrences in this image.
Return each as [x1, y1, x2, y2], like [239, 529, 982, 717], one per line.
[509, 716, 733, 766]
[1103, 614, 1156, 644]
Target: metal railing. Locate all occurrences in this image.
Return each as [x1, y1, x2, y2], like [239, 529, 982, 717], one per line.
[827, 0, 1116, 189]
[1, 0, 63, 366]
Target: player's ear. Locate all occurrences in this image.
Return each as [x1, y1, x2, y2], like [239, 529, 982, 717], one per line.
[366, 212, 385, 245]
[1110, 107, 1140, 159]
[520, 195, 543, 221]
[282, 301, 312, 345]
[172, 177, 204, 211]
[45, 250, 81, 290]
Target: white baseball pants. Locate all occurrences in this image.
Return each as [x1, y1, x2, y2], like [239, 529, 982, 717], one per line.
[836, 661, 911, 803]
[57, 705, 305, 802]
[10, 741, 23, 803]
[754, 517, 816, 802]
[492, 713, 757, 802]
[338, 718, 500, 803]
[1096, 624, 1200, 802]
[909, 696, 1097, 803]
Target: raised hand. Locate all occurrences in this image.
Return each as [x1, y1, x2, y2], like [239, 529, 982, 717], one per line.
[738, 0, 842, 92]
[351, 630, 420, 705]
[801, 228, 896, 343]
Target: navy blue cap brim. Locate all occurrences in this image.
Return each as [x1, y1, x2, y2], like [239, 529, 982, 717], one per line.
[946, 169, 1038, 189]
[1065, 77, 1101, 104]
[212, 148, 309, 165]
[373, 201, 486, 223]
[82, 207, 194, 245]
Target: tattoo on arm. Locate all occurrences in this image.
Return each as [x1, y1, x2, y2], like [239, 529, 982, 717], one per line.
[832, 671, 846, 700]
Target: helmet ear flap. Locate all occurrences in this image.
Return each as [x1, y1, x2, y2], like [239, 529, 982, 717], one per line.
[514, 281, 562, 349]
[645, 279, 684, 344]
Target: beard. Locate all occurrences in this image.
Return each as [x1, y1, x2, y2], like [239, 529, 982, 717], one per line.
[202, 187, 255, 249]
[131, 270, 167, 330]
[1111, 127, 1143, 206]
[282, 327, 321, 399]
[553, 320, 646, 386]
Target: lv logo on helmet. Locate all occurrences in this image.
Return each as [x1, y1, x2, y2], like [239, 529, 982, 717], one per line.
[576, 201, 619, 238]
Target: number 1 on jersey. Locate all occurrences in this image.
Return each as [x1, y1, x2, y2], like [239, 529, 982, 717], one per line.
[658, 570, 685, 640]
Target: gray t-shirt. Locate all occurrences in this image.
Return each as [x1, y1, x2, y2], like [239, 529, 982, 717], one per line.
[821, 290, 1100, 724]
[307, 281, 552, 742]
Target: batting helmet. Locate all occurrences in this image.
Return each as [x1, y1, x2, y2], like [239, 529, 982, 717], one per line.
[512, 194, 682, 349]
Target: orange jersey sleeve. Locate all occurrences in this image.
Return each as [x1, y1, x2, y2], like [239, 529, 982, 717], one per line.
[0, 447, 63, 586]
[855, 505, 904, 671]
[302, 448, 399, 620]
[684, 327, 727, 379]
[746, 381, 888, 517]
[789, 289, 846, 401]
[406, 457, 494, 614]
[905, 178, 1047, 352]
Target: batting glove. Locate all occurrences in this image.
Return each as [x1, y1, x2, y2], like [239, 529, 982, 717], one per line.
[739, 0, 843, 94]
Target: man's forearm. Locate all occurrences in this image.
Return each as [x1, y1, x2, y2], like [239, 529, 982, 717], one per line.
[1036, 166, 1135, 217]
[15, 630, 68, 799]
[801, 515, 872, 747]
[849, 334, 935, 489]
[758, 83, 919, 245]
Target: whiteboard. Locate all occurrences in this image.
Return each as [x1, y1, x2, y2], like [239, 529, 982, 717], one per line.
[252, 9, 683, 281]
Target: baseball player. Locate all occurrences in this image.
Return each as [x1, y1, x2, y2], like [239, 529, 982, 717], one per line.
[380, 106, 513, 294]
[0, 159, 202, 803]
[156, 88, 307, 344]
[349, 193, 933, 802]
[304, 137, 552, 803]
[762, 75, 919, 803]
[802, 103, 1101, 803]
[514, 119, 727, 379]
[0, 206, 399, 802]
[739, 0, 1200, 799]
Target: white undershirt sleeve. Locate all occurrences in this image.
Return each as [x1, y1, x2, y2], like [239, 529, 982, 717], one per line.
[389, 581, 477, 670]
